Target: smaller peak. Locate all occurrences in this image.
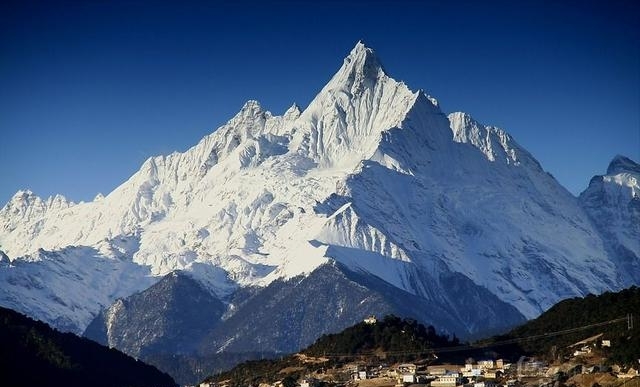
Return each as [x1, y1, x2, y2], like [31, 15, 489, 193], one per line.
[3, 190, 45, 214]
[47, 194, 68, 203]
[283, 103, 301, 120]
[94, 193, 105, 201]
[10, 189, 39, 202]
[240, 100, 263, 113]
[418, 89, 439, 108]
[230, 100, 269, 123]
[607, 155, 640, 175]
[45, 194, 72, 210]
[448, 111, 479, 127]
[13, 189, 34, 197]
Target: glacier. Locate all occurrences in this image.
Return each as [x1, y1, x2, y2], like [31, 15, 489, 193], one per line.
[0, 42, 637, 343]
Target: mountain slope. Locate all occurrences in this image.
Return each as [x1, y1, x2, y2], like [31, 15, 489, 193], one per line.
[84, 271, 226, 358]
[0, 245, 153, 332]
[0, 306, 176, 387]
[491, 286, 640, 364]
[85, 263, 524, 384]
[205, 315, 462, 387]
[579, 155, 640, 285]
[0, 42, 636, 374]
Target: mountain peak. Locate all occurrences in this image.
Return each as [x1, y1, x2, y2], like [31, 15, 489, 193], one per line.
[349, 40, 373, 59]
[607, 155, 640, 175]
[11, 189, 36, 200]
[345, 41, 385, 77]
[324, 41, 386, 94]
[283, 103, 301, 121]
[6, 190, 42, 208]
[225, 99, 272, 131]
[238, 100, 265, 116]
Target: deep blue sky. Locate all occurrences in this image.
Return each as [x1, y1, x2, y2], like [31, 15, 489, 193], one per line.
[1, 0, 638, 205]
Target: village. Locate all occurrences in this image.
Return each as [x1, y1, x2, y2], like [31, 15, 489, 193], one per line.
[199, 341, 640, 387]
[198, 334, 639, 387]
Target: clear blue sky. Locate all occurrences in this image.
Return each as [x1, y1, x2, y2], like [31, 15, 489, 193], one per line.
[1, 0, 638, 205]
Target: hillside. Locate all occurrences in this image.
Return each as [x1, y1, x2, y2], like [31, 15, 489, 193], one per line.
[304, 315, 459, 359]
[205, 288, 640, 387]
[489, 286, 640, 364]
[0, 306, 176, 387]
[206, 315, 461, 387]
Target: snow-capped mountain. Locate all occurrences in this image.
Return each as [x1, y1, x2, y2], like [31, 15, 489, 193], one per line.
[0, 42, 635, 362]
[579, 155, 640, 285]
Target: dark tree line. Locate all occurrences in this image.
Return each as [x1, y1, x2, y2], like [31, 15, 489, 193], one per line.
[0, 306, 176, 387]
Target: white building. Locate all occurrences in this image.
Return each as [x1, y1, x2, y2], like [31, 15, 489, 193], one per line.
[484, 371, 499, 379]
[475, 382, 496, 387]
[463, 369, 481, 378]
[428, 366, 449, 376]
[478, 360, 494, 370]
[364, 315, 377, 324]
[403, 374, 416, 383]
[300, 379, 319, 387]
[398, 364, 417, 374]
[431, 373, 462, 387]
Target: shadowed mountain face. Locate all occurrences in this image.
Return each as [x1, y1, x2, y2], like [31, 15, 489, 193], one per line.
[85, 263, 525, 384]
[85, 263, 524, 355]
[84, 271, 226, 358]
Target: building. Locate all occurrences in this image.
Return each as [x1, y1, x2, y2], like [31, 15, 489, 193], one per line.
[462, 369, 481, 378]
[364, 315, 377, 324]
[428, 366, 449, 376]
[398, 364, 417, 374]
[573, 346, 592, 357]
[403, 374, 417, 383]
[478, 360, 494, 370]
[350, 364, 369, 381]
[300, 379, 320, 387]
[431, 374, 462, 387]
[617, 368, 638, 379]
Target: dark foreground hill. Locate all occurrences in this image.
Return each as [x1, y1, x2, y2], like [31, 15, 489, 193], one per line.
[0, 306, 176, 387]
